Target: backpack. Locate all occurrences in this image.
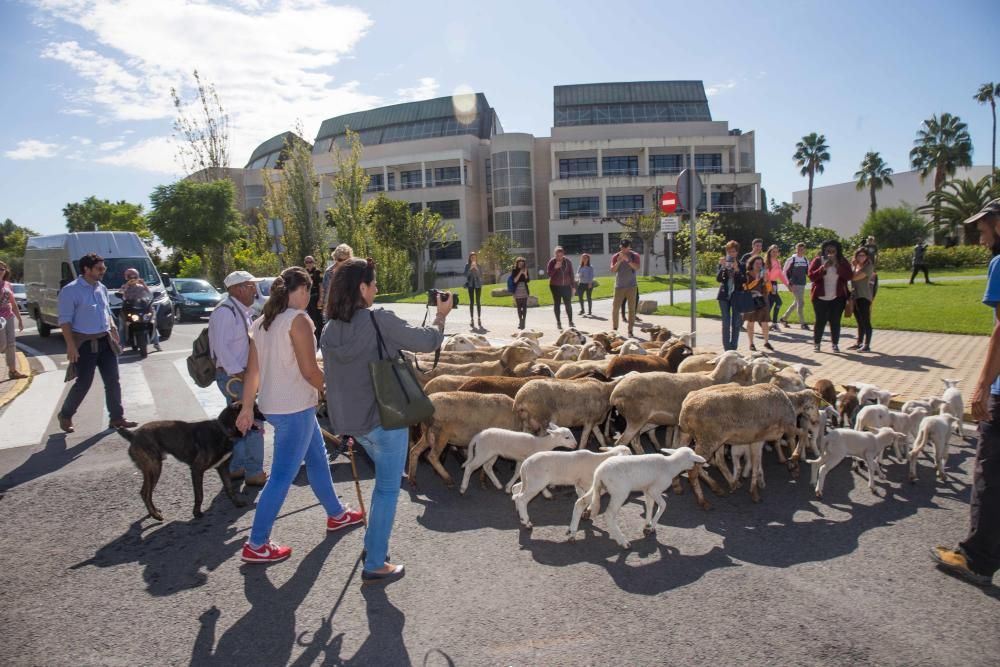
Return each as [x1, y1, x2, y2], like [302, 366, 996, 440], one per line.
[186, 302, 243, 388]
[506, 274, 515, 293]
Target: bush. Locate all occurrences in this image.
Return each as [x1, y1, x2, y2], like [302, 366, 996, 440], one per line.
[874, 244, 990, 271]
[177, 255, 204, 278]
[858, 206, 930, 249]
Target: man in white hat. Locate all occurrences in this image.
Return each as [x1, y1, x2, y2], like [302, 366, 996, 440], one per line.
[208, 270, 267, 486]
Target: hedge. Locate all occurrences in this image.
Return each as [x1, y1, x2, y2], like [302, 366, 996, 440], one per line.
[871, 245, 990, 271]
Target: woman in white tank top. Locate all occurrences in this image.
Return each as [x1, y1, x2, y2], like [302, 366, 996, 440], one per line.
[236, 267, 363, 564]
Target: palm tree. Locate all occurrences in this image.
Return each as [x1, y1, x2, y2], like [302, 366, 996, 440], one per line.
[975, 82, 1000, 186]
[909, 112, 974, 228]
[793, 132, 831, 228]
[854, 151, 894, 213]
[919, 175, 1000, 243]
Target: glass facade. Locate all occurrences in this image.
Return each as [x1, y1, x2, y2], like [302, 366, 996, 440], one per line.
[494, 210, 535, 249]
[602, 155, 638, 176]
[491, 149, 533, 246]
[559, 157, 598, 179]
[608, 232, 645, 254]
[650, 154, 685, 175]
[695, 153, 722, 173]
[559, 197, 600, 219]
[558, 234, 605, 255]
[606, 194, 645, 216]
[400, 169, 428, 190]
[555, 102, 711, 127]
[427, 199, 461, 219]
[366, 172, 396, 192]
[430, 240, 462, 260]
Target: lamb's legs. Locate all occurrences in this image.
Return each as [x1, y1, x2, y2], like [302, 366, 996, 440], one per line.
[426, 427, 456, 486]
[864, 453, 878, 491]
[644, 492, 667, 535]
[568, 492, 592, 538]
[749, 441, 763, 502]
[603, 491, 630, 548]
[407, 428, 432, 487]
[504, 459, 524, 493]
[615, 420, 647, 455]
[513, 483, 540, 528]
[814, 451, 846, 498]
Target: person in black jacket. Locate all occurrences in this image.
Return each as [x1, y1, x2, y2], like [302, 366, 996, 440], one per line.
[716, 240, 743, 351]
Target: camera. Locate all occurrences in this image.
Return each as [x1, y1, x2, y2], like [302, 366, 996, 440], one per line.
[427, 289, 458, 307]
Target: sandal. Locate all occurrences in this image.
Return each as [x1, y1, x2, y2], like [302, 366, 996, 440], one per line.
[749, 344, 757, 352]
[8, 369, 28, 380]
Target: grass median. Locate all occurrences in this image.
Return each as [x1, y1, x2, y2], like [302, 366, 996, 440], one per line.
[377, 273, 717, 307]
[655, 279, 991, 336]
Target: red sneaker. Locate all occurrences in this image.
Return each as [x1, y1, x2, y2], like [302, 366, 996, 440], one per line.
[327, 509, 365, 532]
[241, 540, 292, 563]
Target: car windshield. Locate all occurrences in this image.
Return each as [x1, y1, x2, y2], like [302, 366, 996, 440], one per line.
[258, 279, 275, 296]
[11, 283, 25, 295]
[174, 279, 218, 295]
[74, 257, 161, 290]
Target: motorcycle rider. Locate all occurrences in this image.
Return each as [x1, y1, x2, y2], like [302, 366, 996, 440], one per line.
[117, 268, 161, 352]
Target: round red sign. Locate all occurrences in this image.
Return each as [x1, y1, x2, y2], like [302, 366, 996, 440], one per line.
[660, 192, 678, 214]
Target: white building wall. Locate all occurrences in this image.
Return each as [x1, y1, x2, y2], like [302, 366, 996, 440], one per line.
[792, 166, 993, 238]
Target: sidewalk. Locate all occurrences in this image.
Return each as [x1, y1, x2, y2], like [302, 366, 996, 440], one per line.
[0, 351, 32, 409]
[385, 293, 988, 413]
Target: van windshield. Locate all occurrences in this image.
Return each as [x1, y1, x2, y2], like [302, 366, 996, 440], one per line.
[74, 257, 161, 290]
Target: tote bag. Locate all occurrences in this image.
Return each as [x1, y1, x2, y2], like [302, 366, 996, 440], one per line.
[367, 311, 435, 429]
[731, 290, 756, 313]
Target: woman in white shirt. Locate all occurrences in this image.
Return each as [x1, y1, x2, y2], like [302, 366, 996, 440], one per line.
[236, 266, 363, 564]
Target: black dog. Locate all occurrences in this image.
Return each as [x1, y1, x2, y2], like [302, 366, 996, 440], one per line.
[118, 403, 265, 521]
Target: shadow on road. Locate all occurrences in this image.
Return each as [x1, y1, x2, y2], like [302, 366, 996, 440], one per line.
[69, 493, 251, 596]
[0, 430, 112, 492]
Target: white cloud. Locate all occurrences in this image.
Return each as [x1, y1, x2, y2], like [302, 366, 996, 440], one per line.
[396, 77, 439, 102]
[31, 0, 383, 170]
[98, 140, 125, 151]
[71, 135, 93, 145]
[5, 139, 62, 160]
[705, 80, 737, 96]
[94, 135, 178, 174]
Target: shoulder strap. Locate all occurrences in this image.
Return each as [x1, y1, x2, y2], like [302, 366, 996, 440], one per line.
[220, 299, 248, 334]
[369, 309, 389, 360]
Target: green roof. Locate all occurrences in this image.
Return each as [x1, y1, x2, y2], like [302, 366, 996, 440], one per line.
[554, 81, 708, 106]
[315, 94, 495, 142]
[245, 131, 310, 168]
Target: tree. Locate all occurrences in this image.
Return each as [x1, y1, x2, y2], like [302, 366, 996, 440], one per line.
[920, 175, 1000, 244]
[324, 129, 369, 246]
[673, 212, 726, 259]
[975, 82, 1000, 186]
[606, 212, 660, 277]
[262, 128, 321, 265]
[854, 151, 894, 213]
[148, 179, 243, 285]
[769, 199, 801, 225]
[228, 214, 282, 277]
[171, 69, 230, 181]
[0, 218, 37, 255]
[477, 233, 514, 283]
[62, 196, 150, 239]
[365, 195, 456, 292]
[909, 112, 974, 228]
[793, 132, 830, 228]
[858, 206, 930, 248]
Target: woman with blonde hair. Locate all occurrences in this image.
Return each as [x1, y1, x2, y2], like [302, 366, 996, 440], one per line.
[321, 243, 354, 319]
[576, 253, 595, 317]
[237, 266, 363, 564]
[0, 261, 26, 380]
[764, 245, 790, 331]
[743, 255, 774, 352]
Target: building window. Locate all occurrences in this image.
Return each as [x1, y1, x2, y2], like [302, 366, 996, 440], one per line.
[366, 173, 384, 193]
[695, 153, 722, 173]
[509, 187, 533, 207]
[559, 197, 600, 219]
[554, 101, 712, 127]
[427, 200, 460, 219]
[650, 154, 685, 175]
[602, 155, 638, 176]
[430, 241, 462, 261]
[433, 166, 463, 186]
[557, 234, 605, 255]
[559, 157, 597, 179]
[400, 170, 424, 190]
[606, 195, 645, 216]
[244, 185, 265, 210]
[608, 232, 645, 254]
[408, 202, 423, 215]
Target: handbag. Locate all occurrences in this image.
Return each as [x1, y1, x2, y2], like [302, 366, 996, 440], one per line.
[731, 290, 756, 313]
[844, 295, 855, 319]
[367, 311, 435, 429]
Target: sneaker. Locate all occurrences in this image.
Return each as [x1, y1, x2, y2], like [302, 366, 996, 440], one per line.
[779, 318, 789, 327]
[847, 343, 862, 351]
[749, 344, 757, 352]
[771, 323, 781, 332]
[930, 546, 993, 587]
[241, 540, 292, 564]
[859, 345, 871, 352]
[802, 324, 811, 331]
[327, 509, 365, 532]
[154, 343, 162, 352]
[831, 344, 840, 353]
[109, 418, 138, 429]
[813, 344, 820, 353]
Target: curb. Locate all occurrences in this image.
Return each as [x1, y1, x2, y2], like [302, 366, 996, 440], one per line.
[0, 351, 32, 410]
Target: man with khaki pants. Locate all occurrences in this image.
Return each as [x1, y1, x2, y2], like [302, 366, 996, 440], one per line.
[611, 238, 641, 337]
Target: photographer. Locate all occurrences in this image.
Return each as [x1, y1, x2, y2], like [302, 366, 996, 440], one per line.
[321, 258, 452, 583]
[716, 240, 743, 351]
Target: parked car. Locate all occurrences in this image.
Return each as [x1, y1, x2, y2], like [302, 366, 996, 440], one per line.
[11, 283, 27, 314]
[252, 277, 275, 316]
[167, 278, 224, 322]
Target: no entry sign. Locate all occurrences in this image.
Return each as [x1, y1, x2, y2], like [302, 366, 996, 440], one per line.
[660, 191, 678, 214]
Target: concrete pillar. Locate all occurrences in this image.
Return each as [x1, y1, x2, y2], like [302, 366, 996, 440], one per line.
[421, 161, 426, 188]
[641, 147, 649, 176]
[734, 142, 741, 173]
[600, 187, 607, 217]
[705, 180, 712, 212]
[551, 145, 558, 180]
[382, 165, 389, 192]
[597, 148, 603, 177]
[459, 156, 465, 185]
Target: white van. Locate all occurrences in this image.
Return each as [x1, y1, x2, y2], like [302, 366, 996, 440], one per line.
[23, 232, 174, 339]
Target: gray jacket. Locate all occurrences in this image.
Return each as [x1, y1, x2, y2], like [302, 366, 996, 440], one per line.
[321, 307, 444, 436]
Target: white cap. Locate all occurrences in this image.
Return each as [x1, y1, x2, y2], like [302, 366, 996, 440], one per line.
[223, 270, 262, 288]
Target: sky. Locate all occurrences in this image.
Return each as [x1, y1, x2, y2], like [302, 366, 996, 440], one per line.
[2, 0, 999, 236]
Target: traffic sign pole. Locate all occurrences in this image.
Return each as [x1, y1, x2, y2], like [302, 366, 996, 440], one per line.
[677, 169, 702, 345]
[668, 232, 674, 306]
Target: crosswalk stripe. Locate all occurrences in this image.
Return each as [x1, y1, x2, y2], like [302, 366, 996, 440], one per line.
[0, 370, 65, 451]
[118, 361, 158, 422]
[172, 358, 228, 419]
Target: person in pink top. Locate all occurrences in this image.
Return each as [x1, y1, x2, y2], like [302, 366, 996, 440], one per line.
[0, 260, 26, 380]
[764, 245, 790, 331]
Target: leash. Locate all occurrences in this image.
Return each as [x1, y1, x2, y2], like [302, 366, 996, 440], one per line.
[344, 436, 367, 526]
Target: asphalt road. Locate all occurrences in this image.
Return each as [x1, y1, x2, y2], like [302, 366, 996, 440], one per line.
[1, 315, 998, 666]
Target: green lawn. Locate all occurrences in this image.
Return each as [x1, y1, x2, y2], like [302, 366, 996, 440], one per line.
[875, 267, 986, 281]
[656, 279, 992, 335]
[376, 273, 717, 307]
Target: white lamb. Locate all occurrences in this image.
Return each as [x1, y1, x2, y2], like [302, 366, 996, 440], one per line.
[940, 379, 964, 436]
[902, 397, 946, 416]
[510, 445, 632, 528]
[728, 443, 765, 487]
[851, 382, 897, 408]
[459, 424, 577, 495]
[618, 339, 647, 356]
[553, 344, 583, 361]
[567, 447, 707, 548]
[854, 404, 926, 459]
[809, 427, 908, 499]
[908, 411, 962, 483]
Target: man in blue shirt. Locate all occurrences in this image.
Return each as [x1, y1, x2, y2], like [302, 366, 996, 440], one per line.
[931, 199, 1000, 587]
[56, 253, 136, 433]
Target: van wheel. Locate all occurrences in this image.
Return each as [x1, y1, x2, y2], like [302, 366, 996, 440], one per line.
[36, 313, 52, 337]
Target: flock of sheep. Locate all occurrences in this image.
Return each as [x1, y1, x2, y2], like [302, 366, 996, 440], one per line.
[400, 326, 967, 549]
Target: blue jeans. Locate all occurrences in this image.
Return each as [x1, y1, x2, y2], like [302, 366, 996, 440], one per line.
[769, 283, 783, 324]
[719, 299, 741, 351]
[59, 334, 123, 421]
[215, 369, 265, 476]
[249, 407, 346, 546]
[354, 425, 408, 572]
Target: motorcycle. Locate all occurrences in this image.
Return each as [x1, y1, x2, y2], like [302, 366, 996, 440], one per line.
[121, 295, 155, 358]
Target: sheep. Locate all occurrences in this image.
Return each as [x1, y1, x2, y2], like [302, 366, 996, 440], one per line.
[578, 341, 607, 360]
[838, 384, 861, 428]
[513, 359, 568, 376]
[555, 328, 587, 346]
[417, 341, 538, 366]
[610, 353, 748, 455]
[455, 375, 549, 399]
[908, 412, 962, 483]
[442, 333, 493, 351]
[809, 427, 908, 499]
[424, 374, 479, 394]
[567, 447, 707, 548]
[940, 379, 964, 436]
[591, 332, 622, 354]
[782, 388, 823, 462]
[552, 344, 583, 361]
[459, 424, 577, 495]
[855, 405, 928, 460]
[646, 325, 673, 342]
[605, 354, 673, 378]
[902, 397, 946, 416]
[617, 340, 647, 356]
[407, 392, 520, 488]
[414, 359, 508, 386]
[813, 379, 838, 410]
[554, 359, 608, 379]
[657, 341, 694, 371]
[510, 332, 544, 355]
[728, 444, 765, 487]
[510, 445, 632, 528]
[513, 377, 622, 449]
[849, 381, 897, 408]
[676, 350, 741, 374]
[675, 382, 804, 508]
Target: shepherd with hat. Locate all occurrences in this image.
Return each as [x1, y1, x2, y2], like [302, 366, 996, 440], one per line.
[208, 270, 267, 486]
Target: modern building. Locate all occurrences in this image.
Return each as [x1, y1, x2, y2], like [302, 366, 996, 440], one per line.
[792, 166, 993, 239]
[239, 81, 762, 285]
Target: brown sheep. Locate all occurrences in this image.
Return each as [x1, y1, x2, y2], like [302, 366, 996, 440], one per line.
[658, 341, 694, 372]
[813, 378, 838, 408]
[456, 375, 550, 399]
[605, 354, 673, 377]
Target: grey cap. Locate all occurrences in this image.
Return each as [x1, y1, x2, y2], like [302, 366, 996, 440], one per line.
[964, 198, 1000, 225]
